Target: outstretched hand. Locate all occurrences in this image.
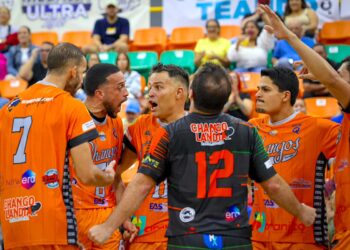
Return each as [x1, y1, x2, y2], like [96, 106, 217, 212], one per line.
[259, 5, 295, 40]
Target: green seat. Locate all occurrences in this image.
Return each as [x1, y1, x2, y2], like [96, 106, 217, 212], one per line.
[326, 45, 350, 63]
[160, 50, 195, 74]
[128, 51, 158, 80]
[98, 51, 118, 64]
[267, 50, 273, 68]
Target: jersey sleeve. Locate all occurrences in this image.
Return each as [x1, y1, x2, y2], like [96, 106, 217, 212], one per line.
[138, 127, 169, 184]
[67, 99, 98, 149]
[124, 121, 139, 153]
[249, 127, 277, 182]
[319, 119, 340, 159]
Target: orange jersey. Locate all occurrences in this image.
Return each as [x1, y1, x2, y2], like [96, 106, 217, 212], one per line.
[249, 112, 339, 244]
[0, 83, 98, 249]
[71, 116, 124, 209]
[125, 114, 168, 243]
[334, 113, 350, 238]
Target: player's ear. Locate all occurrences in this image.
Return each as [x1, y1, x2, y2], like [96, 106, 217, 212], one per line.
[69, 66, 77, 79]
[176, 87, 185, 100]
[282, 90, 291, 104]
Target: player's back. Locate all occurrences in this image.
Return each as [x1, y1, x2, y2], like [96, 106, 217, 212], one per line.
[125, 114, 169, 242]
[0, 83, 97, 248]
[249, 113, 339, 245]
[161, 112, 272, 238]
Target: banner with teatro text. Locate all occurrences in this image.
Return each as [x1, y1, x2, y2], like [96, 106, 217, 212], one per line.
[1, 0, 150, 38]
[163, 0, 343, 34]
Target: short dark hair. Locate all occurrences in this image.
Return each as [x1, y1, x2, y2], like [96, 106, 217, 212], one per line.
[47, 43, 85, 74]
[150, 63, 189, 89]
[261, 67, 299, 105]
[191, 63, 231, 114]
[205, 19, 221, 30]
[42, 41, 54, 47]
[84, 63, 120, 96]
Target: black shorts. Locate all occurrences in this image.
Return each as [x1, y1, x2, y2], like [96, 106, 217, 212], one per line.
[168, 233, 252, 250]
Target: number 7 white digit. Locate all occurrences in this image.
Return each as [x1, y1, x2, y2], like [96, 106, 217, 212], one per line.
[12, 117, 32, 164]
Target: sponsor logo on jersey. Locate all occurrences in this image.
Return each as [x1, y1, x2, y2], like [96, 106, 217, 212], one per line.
[225, 205, 240, 222]
[264, 199, 279, 208]
[89, 142, 117, 163]
[292, 124, 301, 134]
[21, 170, 36, 190]
[131, 216, 146, 236]
[289, 178, 312, 189]
[203, 234, 223, 249]
[94, 197, 107, 206]
[252, 212, 266, 232]
[266, 137, 300, 164]
[149, 202, 168, 212]
[71, 178, 78, 185]
[82, 120, 95, 132]
[190, 122, 235, 146]
[98, 131, 106, 141]
[8, 97, 21, 112]
[142, 155, 160, 169]
[4, 196, 42, 223]
[179, 207, 196, 223]
[42, 169, 59, 189]
[337, 160, 349, 172]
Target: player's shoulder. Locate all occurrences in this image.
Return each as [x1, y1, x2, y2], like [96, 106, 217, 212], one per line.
[133, 113, 155, 126]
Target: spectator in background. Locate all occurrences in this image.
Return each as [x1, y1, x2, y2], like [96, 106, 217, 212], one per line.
[117, 52, 142, 100]
[241, 0, 272, 30]
[284, 0, 318, 37]
[87, 53, 101, 69]
[293, 98, 307, 113]
[122, 99, 141, 130]
[272, 20, 314, 69]
[0, 6, 18, 53]
[84, 3, 129, 54]
[227, 20, 274, 72]
[194, 19, 231, 68]
[5, 26, 36, 79]
[303, 43, 338, 98]
[223, 72, 253, 120]
[18, 42, 54, 86]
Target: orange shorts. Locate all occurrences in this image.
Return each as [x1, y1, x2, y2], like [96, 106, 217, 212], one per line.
[75, 208, 123, 250]
[333, 230, 350, 250]
[127, 242, 167, 250]
[253, 241, 328, 250]
[10, 246, 79, 250]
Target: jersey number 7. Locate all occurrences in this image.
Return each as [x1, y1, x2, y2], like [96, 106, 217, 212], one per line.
[196, 149, 234, 199]
[12, 117, 32, 164]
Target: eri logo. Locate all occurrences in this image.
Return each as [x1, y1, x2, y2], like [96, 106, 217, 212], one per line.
[252, 212, 266, 233]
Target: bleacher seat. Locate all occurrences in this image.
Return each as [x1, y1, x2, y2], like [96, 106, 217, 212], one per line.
[98, 51, 118, 64]
[220, 25, 241, 40]
[131, 27, 167, 55]
[31, 31, 59, 46]
[0, 79, 28, 99]
[61, 31, 93, 48]
[160, 50, 195, 74]
[128, 51, 158, 80]
[168, 27, 204, 50]
[326, 45, 350, 63]
[304, 97, 340, 119]
[319, 21, 350, 45]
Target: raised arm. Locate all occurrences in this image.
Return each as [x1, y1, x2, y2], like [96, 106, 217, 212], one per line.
[260, 5, 350, 108]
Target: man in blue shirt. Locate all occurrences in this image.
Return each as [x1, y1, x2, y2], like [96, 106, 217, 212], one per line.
[272, 20, 314, 69]
[83, 3, 129, 53]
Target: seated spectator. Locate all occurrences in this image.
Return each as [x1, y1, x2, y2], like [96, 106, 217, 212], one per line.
[117, 52, 142, 99]
[284, 0, 318, 37]
[194, 19, 230, 68]
[83, 3, 129, 54]
[122, 99, 141, 130]
[293, 98, 306, 113]
[87, 53, 101, 69]
[272, 20, 314, 69]
[0, 6, 18, 53]
[241, 0, 272, 30]
[303, 43, 338, 98]
[222, 72, 253, 121]
[227, 20, 274, 72]
[5, 26, 36, 79]
[18, 42, 54, 86]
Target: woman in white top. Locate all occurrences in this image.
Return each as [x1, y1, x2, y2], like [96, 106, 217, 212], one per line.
[227, 20, 274, 73]
[116, 52, 142, 99]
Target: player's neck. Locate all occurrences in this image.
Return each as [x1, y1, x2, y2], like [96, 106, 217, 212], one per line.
[159, 109, 186, 124]
[85, 97, 107, 118]
[269, 106, 295, 124]
[41, 75, 65, 89]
